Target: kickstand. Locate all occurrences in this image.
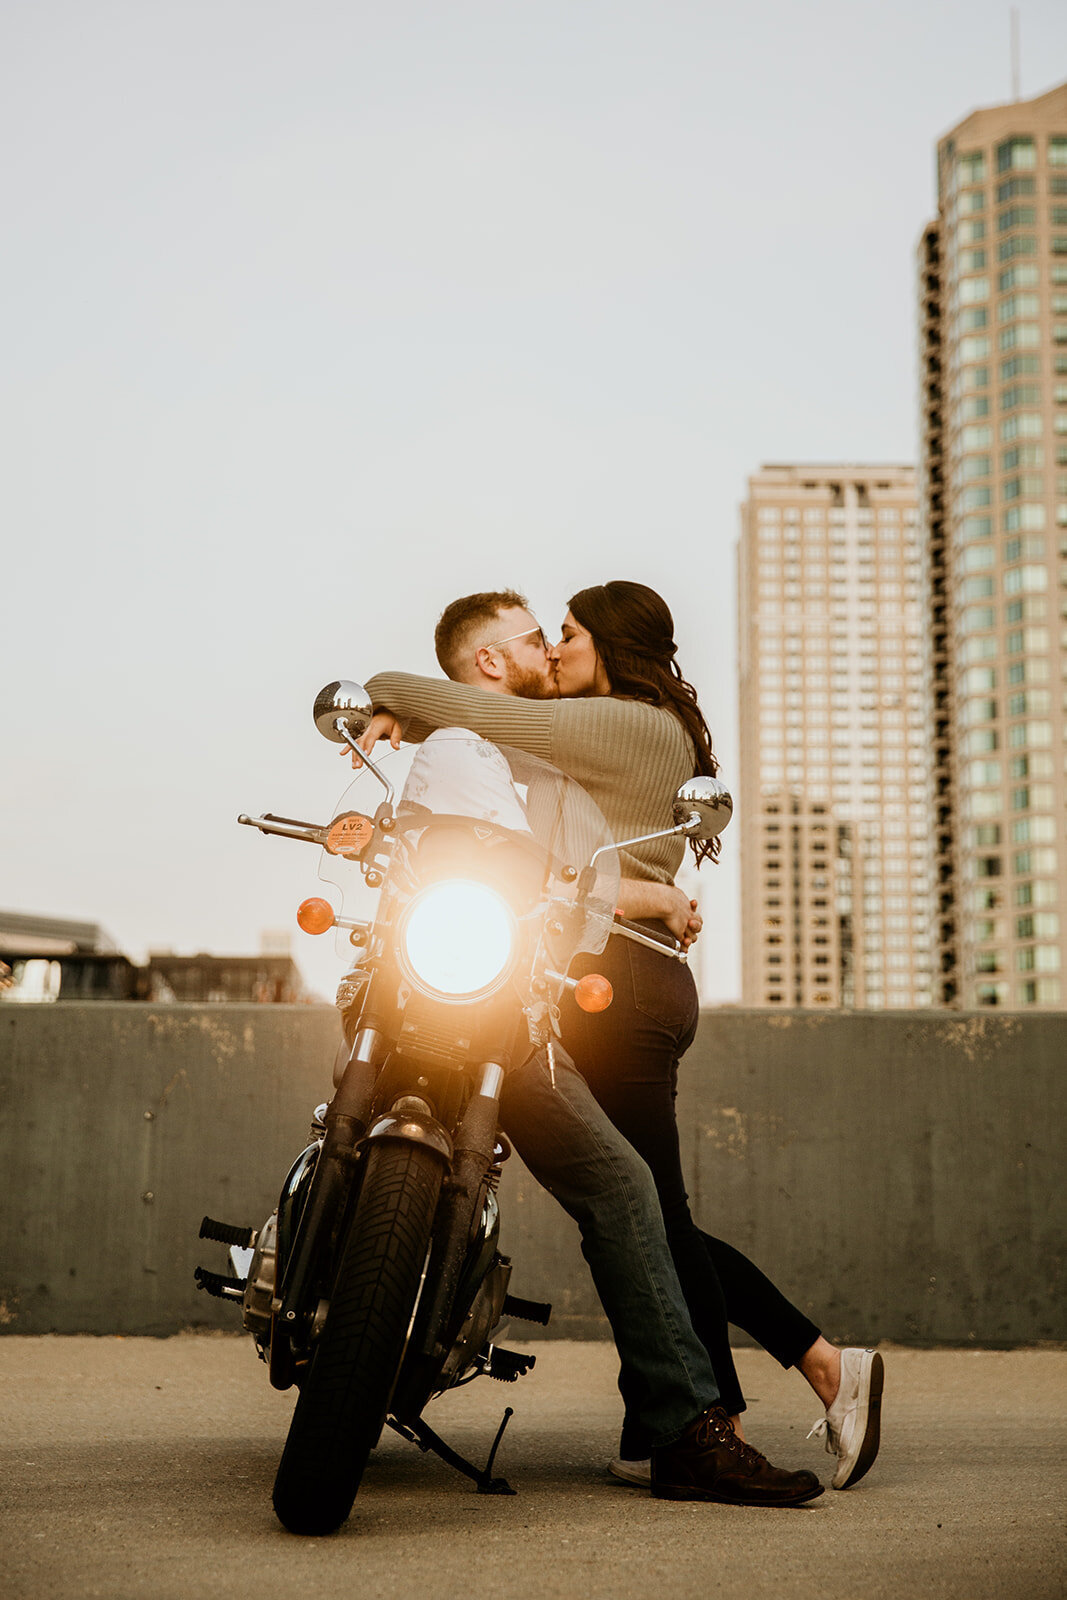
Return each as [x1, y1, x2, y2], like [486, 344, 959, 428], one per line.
[388, 1407, 517, 1495]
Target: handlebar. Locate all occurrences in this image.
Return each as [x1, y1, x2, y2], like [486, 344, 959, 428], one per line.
[237, 813, 328, 846]
[610, 913, 688, 963]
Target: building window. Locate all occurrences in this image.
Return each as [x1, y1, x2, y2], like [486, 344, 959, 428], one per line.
[997, 138, 1036, 172]
[998, 292, 1040, 321]
[957, 307, 989, 334]
[998, 264, 1039, 291]
[1011, 815, 1056, 844]
[1000, 413, 1043, 441]
[1001, 388, 1042, 413]
[998, 323, 1040, 351]
[1003, 565, 1048, 597]
[999, 355, 1040, 381]
[1002, 471, 1043, 497]
[998, 236, 1037, 262]
[1001, 445, 1044, 473]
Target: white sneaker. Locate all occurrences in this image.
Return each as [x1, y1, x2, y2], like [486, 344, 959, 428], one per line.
[807, 1347, 884, 1489]
[609, 1456, 651, 1487]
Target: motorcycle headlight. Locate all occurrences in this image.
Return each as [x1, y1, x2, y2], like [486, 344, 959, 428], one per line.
[397, 879, 518, 1004]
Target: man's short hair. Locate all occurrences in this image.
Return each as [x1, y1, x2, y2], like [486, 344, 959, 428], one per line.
[434, 589, 528, 679]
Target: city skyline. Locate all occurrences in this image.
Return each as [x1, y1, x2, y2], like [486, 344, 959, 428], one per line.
[733, 80, 1067, 1013]
[2, 5, 1066, 1006]
[920, 80, 1067, 1007]
[736, 465, 931, 1008]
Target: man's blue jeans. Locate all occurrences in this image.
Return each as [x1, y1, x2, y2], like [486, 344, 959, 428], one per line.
[500, 1046, 720, 1448]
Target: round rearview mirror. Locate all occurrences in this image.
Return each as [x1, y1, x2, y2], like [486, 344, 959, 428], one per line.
[672, 776, 733, 841]
[313, 680, 374, 744]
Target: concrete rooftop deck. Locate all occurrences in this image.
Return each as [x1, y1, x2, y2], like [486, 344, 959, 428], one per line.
[0, 1337, 1063, 1599]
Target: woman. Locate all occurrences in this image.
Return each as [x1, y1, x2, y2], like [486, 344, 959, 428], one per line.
[548, 582, 882, 1490]
[359, 582, 882, 1491]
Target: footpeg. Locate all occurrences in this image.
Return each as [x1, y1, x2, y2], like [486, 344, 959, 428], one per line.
[502, 1293, 552, 1326]
[199, 1216, 256, 1248]
[488, 1346, 536, 1382]
[194, 1266, 247, 1300]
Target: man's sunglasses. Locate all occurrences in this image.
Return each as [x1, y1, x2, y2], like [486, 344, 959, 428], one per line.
[481, 624, 550, 655]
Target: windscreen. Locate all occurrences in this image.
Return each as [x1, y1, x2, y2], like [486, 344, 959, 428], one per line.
[316, 730, 620, 967]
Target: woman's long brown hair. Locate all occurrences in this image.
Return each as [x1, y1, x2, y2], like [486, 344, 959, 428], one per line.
[568, 580, 720, 865]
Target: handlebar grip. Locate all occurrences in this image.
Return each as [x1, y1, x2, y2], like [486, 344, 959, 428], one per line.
[611, 913, 681, 952]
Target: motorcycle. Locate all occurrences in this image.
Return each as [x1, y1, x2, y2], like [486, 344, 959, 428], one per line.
[195, 680, 731, 1536]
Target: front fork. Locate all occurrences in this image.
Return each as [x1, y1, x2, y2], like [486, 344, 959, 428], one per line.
[268, 1026, 385, 1390]
[409, 1060, 506, 1366]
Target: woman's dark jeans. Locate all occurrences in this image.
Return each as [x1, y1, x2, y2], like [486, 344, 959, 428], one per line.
[562, 924, 820, 1456]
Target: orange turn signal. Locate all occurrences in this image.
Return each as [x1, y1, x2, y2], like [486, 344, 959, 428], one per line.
[574, 973, 613, 1013]
[297, 897, 336, 935]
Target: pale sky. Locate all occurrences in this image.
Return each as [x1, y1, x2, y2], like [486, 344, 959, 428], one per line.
[3, 0, 1066, 1003]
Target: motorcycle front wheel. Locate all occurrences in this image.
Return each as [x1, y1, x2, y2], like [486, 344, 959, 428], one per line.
[271, 1138, 444, 1536]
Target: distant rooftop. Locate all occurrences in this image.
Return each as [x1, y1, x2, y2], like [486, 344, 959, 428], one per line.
[0, 910, 118, 956]
[755, 463, 915, 477]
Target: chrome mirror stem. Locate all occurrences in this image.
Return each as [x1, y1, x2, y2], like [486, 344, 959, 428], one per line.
[588, 821, 686, 874]
[334, 720, 395, 807]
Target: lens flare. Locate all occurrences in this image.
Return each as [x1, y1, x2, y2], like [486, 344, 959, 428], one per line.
[400, 880, 516, 1001]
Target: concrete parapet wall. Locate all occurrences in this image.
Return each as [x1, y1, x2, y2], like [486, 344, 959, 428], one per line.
[1, 1005, 1062, 1344]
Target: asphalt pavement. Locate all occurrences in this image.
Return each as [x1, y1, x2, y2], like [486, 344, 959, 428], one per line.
[0, 1336, 1063, 1600]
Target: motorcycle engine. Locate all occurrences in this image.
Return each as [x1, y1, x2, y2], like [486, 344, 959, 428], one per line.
[240, 1211, 278, 1351]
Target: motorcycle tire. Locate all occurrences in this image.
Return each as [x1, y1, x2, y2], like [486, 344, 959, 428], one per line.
[271, 1138, 444, 1536]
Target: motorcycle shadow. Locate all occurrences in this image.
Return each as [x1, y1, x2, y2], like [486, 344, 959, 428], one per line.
[177, 1427, 620, 1541]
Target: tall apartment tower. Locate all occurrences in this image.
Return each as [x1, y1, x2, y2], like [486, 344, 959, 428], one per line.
[738, 465, 932, 1008]
[918, 82, 1067, 1008]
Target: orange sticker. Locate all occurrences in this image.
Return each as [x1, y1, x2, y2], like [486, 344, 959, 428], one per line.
[326, 812, 375, 858]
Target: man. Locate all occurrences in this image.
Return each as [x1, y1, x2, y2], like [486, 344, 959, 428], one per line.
[353, 593, 823, 1506]
[361, 591, 700, 939]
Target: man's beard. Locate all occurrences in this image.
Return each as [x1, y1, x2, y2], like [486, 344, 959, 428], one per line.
[503, 657, 560, 700]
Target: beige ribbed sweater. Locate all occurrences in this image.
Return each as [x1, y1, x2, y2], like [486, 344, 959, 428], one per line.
[365, 672, 696, 883]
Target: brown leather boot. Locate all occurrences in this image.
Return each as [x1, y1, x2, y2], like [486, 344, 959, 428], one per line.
[651, 1406, 824, 1506]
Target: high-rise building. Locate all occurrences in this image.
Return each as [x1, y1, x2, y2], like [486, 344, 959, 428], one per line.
[919, 81, 1067, 1008]
[737, 465, 932, 1008]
